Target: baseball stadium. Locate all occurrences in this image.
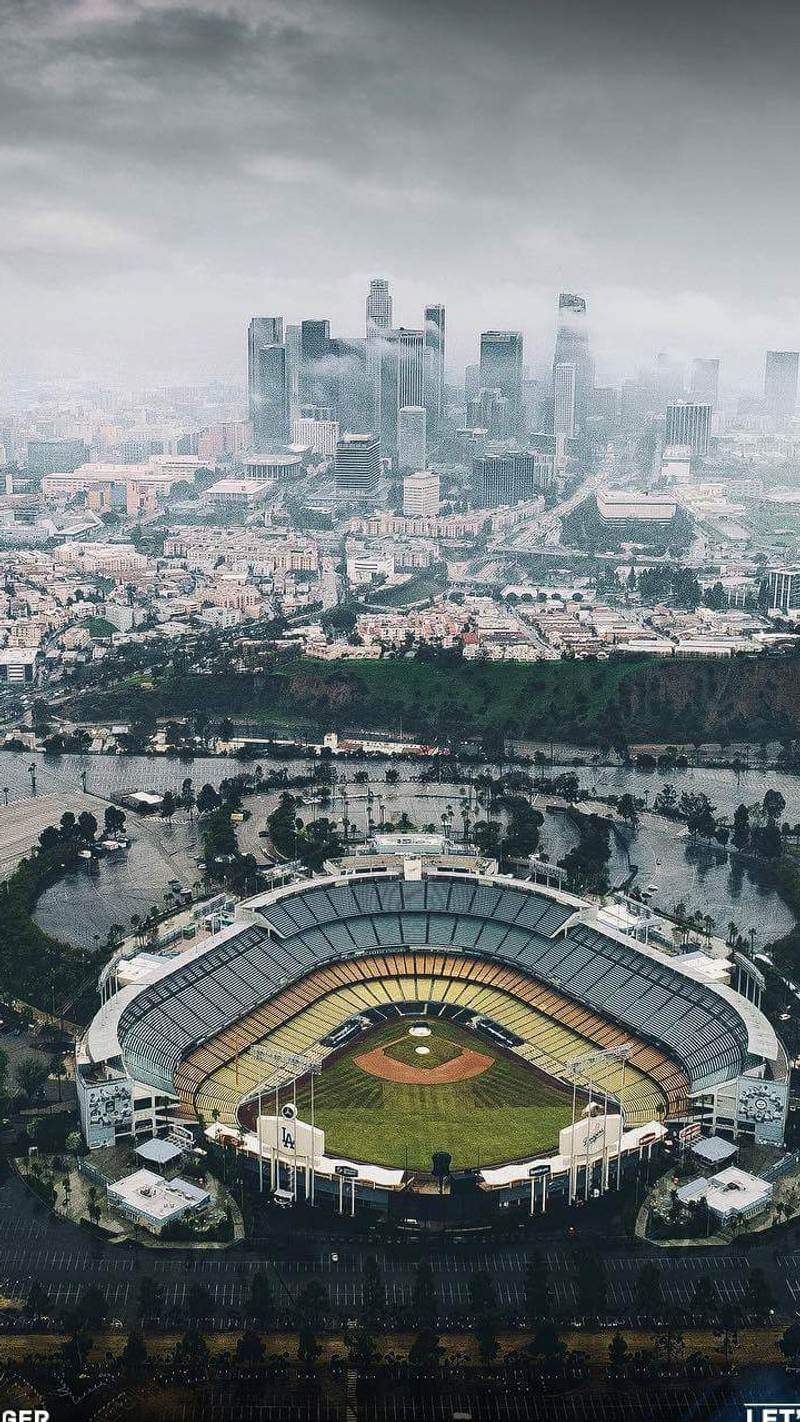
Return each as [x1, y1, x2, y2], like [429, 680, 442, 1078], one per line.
[78, 852, 787, 1215]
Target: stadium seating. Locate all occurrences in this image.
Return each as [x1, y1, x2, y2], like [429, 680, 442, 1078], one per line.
[121, 876, 754, 1123]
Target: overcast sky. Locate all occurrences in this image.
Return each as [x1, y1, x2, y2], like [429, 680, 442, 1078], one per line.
[2, 0, 800, 391]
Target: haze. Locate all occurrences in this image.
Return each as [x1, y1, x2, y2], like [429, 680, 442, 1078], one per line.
[2, 0, 799, 388]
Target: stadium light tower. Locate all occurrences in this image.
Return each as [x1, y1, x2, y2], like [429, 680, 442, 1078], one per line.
[566, 1045, 632, 1204]
[245, 1044, 322, 1201]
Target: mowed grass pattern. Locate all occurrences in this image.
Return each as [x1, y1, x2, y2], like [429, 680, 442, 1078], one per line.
[293, 1020, 573, 1169]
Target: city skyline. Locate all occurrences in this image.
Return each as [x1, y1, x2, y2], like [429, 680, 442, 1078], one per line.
[4, 0, 800, 385]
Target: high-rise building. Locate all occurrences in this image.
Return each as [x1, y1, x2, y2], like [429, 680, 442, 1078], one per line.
[765, 351, 799, 425]
[403, 470, 440, 517]
[479, 332, 523, 433]
[552, 294, 592, 434]
[26, 437, 88, 477]
[247, 317, 288, 448]
[284, 324, 302, 426]
[665, 400, 711, 458]
[424, 304, 445, 432]
[366, 278, 392, 334]
[377, 329, 424, 459]
[553, 363, 577, 439]
[767, 568, 800, 615]
[690, 358, 720, 408]
[335, 434, 381, 503]
[397, 406, 427, 472]
[464, 364, 481, 402]
[471, 452, 554, 509]
[292, 418, 340, 457]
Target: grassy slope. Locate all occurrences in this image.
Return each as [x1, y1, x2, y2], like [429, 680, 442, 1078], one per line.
[294, 1019, 573, 1169]
[74, 651, 800, 746]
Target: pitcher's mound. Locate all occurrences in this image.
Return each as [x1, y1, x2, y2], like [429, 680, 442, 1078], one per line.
[354, 1037, 493, 1084]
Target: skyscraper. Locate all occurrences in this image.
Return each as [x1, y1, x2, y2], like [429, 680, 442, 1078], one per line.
[479, 331, 523, 433]
[366, 278, 392, 334]
[553, 363, 577, 439]
[424, 304, 445, 432]
[397, 406, 427, 472]
[665, 400, 711, 457]
[765, 350, 799, 425]
[248, 316, 288, 448]
[552, 294, 592, 434]
[284, 323, 302, 427]
[471, 452, 554, 509]
[335, 434, 381, 502]
[378, 329, 425, 458]
[690, 358, 720, 408]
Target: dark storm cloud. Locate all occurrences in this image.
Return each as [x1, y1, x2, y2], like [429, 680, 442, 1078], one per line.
[1, 0, 799, 383]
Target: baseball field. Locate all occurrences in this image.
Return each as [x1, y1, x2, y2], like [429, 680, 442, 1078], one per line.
[293, 1018, 574, 1170]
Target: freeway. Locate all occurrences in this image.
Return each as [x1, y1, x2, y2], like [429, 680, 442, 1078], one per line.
[0, 1173, 798, 1329]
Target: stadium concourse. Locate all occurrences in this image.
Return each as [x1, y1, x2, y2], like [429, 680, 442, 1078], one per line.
[77, 850, 787, 1217]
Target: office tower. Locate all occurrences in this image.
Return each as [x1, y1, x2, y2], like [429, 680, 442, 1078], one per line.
[403, 470, 440, 517]
[396, 329, 425, 409]
[466, 388, 512, 440]
[285, 324, 302, 426]
[397, 406, 427, 472]
[300, 319, 332, 364]
[335, 434, 381, 502]
[767, 568, 800, 615]
[552, 294, 592, 433]
[553, 362, 577, 439]
[366, 278, 392, 334]
[479, 331, 523, 433]
[291, 418, 340, 457]
[299, 320, 335, 412]
[765, 350, 799, 425]
[471, 452, 554, 509]
[690, 358, 720, 408]
[334, 338, 372, 433]
[377, 329, 424, 458]
[247, 317, 288, 448]
[424, 304, 446, 432]
[26, 436, 88, 477]
[464, 364, 480, 402]
[665, 400, 711, 457]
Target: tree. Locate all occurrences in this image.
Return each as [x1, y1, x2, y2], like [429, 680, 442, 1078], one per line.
[24, 1281, 51, 1317]
[185, 1282, 215, 1323]
[763, 789, 787, 822]
[527, 1322, 566, 1364]
[574, 1249, 606, 1320]
[690, 1275, 718, 1323]
[121, 1329, 148, 1375]
[15, 1056, 49, 1102]
[714, 1304, 740, 1371]
[608, 1331, 628, 1369]
[523, 1250, 550, 1323]
[248, 1273, 274, 1327]
[411, 1261, 438, 1331]
[104, 805, 127, 837]
[197, 783, 220, 815]
[160, 790, 177, 822]
[77, 810, 98, 842]
[468, 1272, 499, 1366]
[218, 717, 235, 742]
[74, 1283, 108, 1332]
[137, 1275, 165, 1322]
[174, 1328, 209, 1373]
[744, 1266, 773, 1320]
[236, 1329, 266, 1367]
[780, 1322, 800, 1364]
[408, 1327, 443, 1370]
[362, 1256, 385, 1327]
[635, 1262, 662, 1320]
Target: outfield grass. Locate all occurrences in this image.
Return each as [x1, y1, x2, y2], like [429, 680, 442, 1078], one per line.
[294, 1019, 573, 1170]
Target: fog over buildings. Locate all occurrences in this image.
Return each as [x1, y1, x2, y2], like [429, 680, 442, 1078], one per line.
[3, 0, 800, 388]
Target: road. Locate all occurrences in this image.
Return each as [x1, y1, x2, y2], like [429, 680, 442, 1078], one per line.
[0, 1174, 798, 1329]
